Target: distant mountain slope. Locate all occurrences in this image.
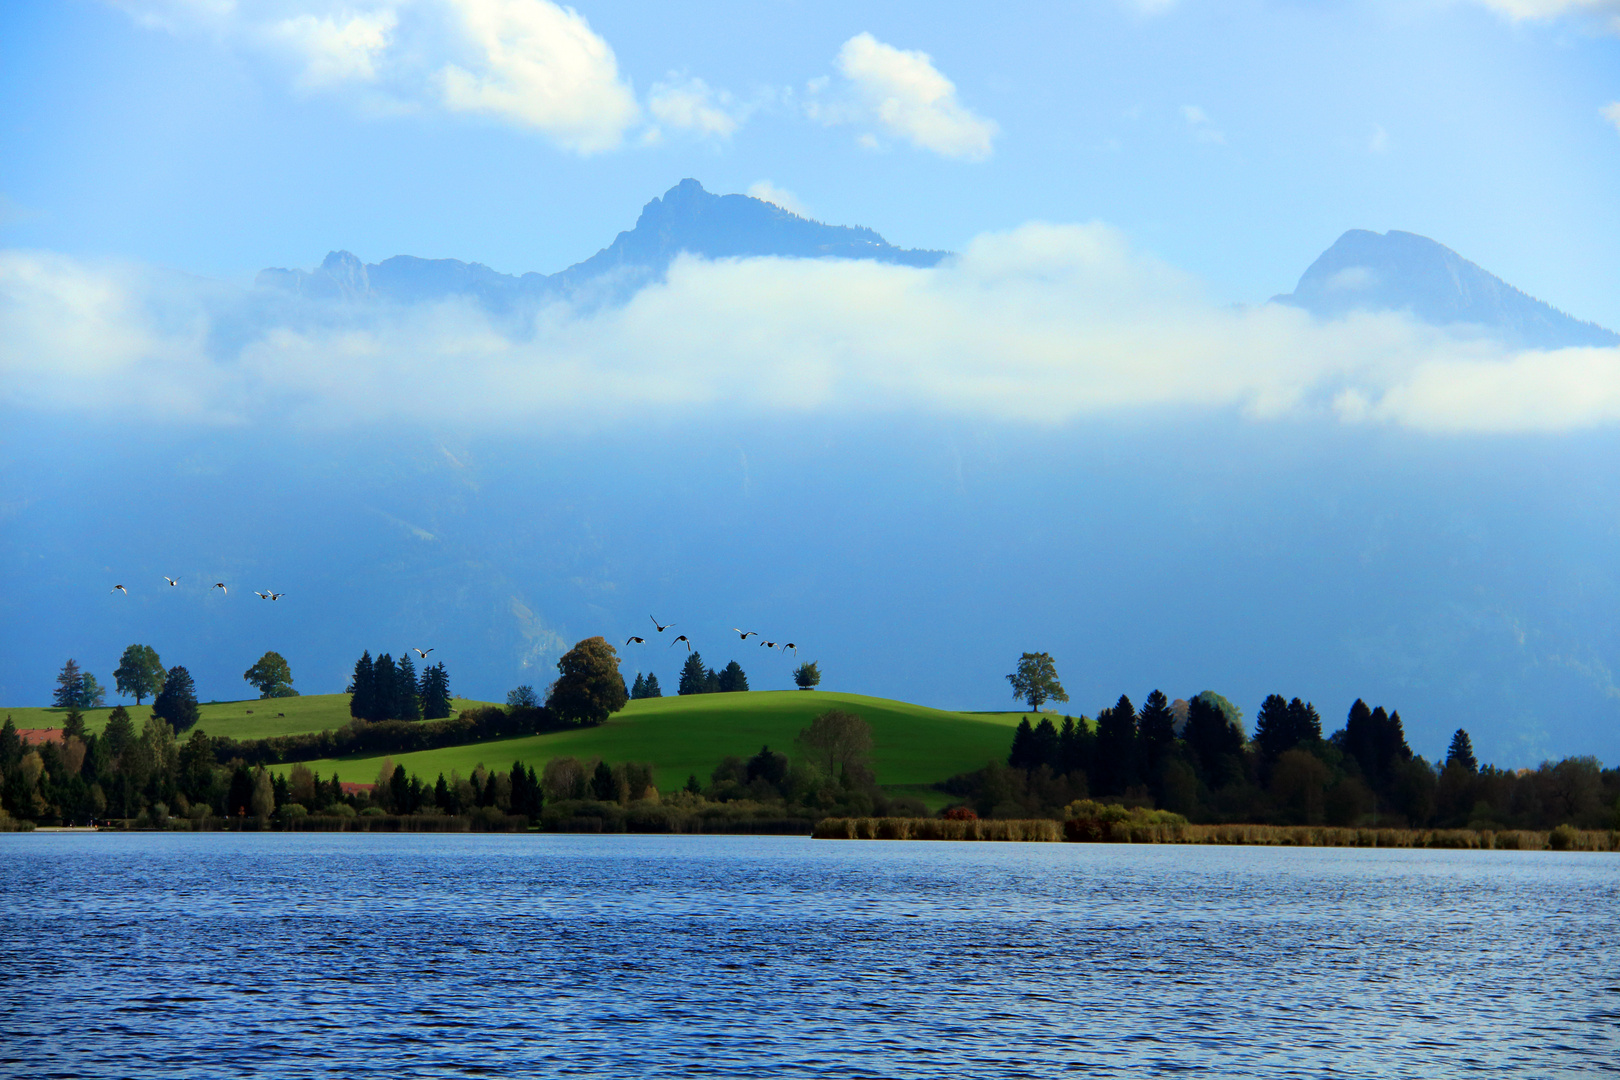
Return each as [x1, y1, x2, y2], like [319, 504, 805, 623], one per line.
[256, 179, 948, 307]
[1274, 229, 1617, 350]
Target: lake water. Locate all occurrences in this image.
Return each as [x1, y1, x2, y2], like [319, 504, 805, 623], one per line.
[1, 834, 1616, 1078]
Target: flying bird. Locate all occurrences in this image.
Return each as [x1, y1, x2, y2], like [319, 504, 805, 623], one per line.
[782, 643, 797, 655]
[625, 636, 646, 646]
[670, 635, 692, 651]
[760, 640, 776, 649]
[163, 576, 178, 587]
[212, 582, 227, 594]
[411, 648, 434, 659]
[732, 628, 759, 641]
[112, 585, 127, 595]
[269, 592, 285, 601]
[254, 591, 270, 599]
[650, 616, 673, 633]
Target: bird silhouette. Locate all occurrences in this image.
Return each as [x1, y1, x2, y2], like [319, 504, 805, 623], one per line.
[650, 616, 673, 633]
[269, 592, 285, 601]
[670, 635, 692, 651]
[254, 591, 270, 599]
[412, 648, 433, 659]
[732, 628, 758, 641]
[761, 640, 776, 649]
[782, 643, 797, 655]
[212, 582, 227, 594]
[112, 585, 127, 595]
[163, 576, 178, 587]
[625, 636, 646, 645]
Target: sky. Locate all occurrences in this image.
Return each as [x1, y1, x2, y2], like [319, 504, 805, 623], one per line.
[3, 0, 1619, 764]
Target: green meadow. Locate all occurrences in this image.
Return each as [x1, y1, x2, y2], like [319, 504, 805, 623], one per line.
[269, 691, 1031, 797]
[1, 695, 497, 742]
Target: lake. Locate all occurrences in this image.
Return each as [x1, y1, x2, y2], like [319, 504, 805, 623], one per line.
[1, 834, 1615, 1077]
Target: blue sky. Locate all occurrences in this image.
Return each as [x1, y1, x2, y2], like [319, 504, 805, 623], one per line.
[2, 0, 1617, 322]
[3, 1, 1620, 762]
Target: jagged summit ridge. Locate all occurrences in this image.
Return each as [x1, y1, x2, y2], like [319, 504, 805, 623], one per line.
[256, 179, 947, 306]
[1273, 229, 1617, 350]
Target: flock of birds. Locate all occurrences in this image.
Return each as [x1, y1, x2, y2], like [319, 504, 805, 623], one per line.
[111, 578, 284, 600]
[629, 616, 797, 656]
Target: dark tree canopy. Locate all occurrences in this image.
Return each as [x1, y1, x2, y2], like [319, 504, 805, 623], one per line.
[1184, 694, 1244, 783]
[630, 673, 647, 699]
[114, 645, 165, 705]
[1337, 700, 1413, 787]
[349, 651, 375, 721]
[1136, 690, 1177, 783]
[795, 709, 873, 779]
[1007, 652, 1068, 713]
[547, 637, 629, 726]
[52, 660, 103, 710]
[678, 653, 711, 696]
[793, 661, 821, 690]
[395, 654, 421, 722]
[372, 654, 399, 723]
[1445, 729, 1478, 773]
[643, 673, 662, 698]
[243, 651, 294, 699]
[718, 660, 749, 693]
[507, 685, 539, 708]
[419, 663, 452, 720]
[1093, 695, 1138, 796]
[151, 665, 200, 734]
[746, 744, 789, 787]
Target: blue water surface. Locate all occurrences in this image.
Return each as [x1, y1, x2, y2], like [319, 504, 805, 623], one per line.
[1, 833, 1616, 1078]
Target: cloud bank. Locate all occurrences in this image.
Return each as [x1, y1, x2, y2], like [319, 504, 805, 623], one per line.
[4, 224, 1618, 433]
[809, 33, 998, 160]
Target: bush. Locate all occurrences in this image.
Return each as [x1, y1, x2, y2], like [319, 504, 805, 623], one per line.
[1549, 822, 1579, 851]
[277, 803, 308, 820]
[942, 805, 978, 821]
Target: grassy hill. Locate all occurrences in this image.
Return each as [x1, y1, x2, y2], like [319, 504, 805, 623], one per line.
[1, 695, 497, 742]
[276, 691, 1032, 799]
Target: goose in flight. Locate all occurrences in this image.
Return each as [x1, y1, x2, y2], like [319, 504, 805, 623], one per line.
[212, 582, 227, 594]
[760, 640, 776, 649]
[732, 628, 758, 641]
[254, 591, 270, 599]
[650, 616, 674, 633]
[782, 643, 797, 655]
[625, 636, 646, 646]
[670, 634, 692, 651]
[112, 584, 127, 595]
[412, 648, 433, 659]
[163, 576, 178, 587]
[269, 592, 285, 601]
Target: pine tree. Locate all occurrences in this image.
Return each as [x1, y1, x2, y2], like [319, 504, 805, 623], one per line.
[684, 773, 701, 794]
[150, 666, 200, 733]
[1031, 717, 1061, 771]
[349, 651, 375, 721]
[1445, 729, 1478, 772]
[396, 654, 421, 721]
[678, 652, 710, 695]
[1286, 698, 1323, 747]
[371, 654, 399, 722]
[1008, 718, 1036, 769]
[1185, 695, 1243, 784]
[53, 659, 85, 709]
[590, 761, 615, 801]
[419, 663, 451, 720]
[644, 673, 662, 698]
[631, 672, 647, 699]
[1136, 690, 1176, 783]
[103, 705, 136, 757]
[1094, 695, 1139, 795]
[1253, 694, 1293, 764]
[718, 660, 749, 693]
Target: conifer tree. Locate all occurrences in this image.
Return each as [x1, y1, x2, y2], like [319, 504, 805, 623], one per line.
[371, 654, 399, 722]
[678, 652, 709, 695]
[1286, 698, 1323, 747]
[643, 673, 662, 698]
[1008, 717, 1036, 769]
[1031, 717, 1061, 772]
[1093, 695, 1138, 795]
[631, 672, 647, 699]
[419, 663, 451, 720]
[349, 651, 375, 721]
[150, 666, 200, 733]
[1136, 690, 1176, 782]
[1445, 729, 1478, 772]
[396, 654, 421, 721]
[53, 659, 85, 709]
[718, 660, 749, 693]
[1253, 694, 1293, 764]
[103, 705, 136, 757]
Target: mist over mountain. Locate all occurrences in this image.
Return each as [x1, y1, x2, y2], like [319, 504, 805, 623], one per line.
[1274, 229, 1618, 350]
[256, 179, 947, 309]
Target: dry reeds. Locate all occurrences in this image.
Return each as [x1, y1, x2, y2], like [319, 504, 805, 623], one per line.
[813, 817, 1062, 842]
[1071, 822, 1620, 851]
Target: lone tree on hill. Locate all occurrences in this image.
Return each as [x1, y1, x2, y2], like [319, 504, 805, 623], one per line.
[1007, 652, 1067, 712]
[151, 665, 201, 734]
[547, 636, 629, 726]
[114, 645, 165, 705]
[793, 661, 821, 690]
[243, 651, 295, 699]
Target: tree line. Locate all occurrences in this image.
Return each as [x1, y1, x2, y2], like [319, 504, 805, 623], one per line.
[949, 689, 1620, 832]
[348, 651, 451, 722]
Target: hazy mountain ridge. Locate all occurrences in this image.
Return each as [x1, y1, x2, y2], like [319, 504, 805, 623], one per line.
[1273, 229, 1618, 350]
[255, 179, 948, 308]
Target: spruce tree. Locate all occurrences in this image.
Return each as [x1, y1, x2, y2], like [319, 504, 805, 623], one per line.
[1445, 729, 1478, 772]
[678, 652, 709, 695]
[1031, 717, 1061, 772]
[1184, 695, 1243, 785]
[1253, 694, 1293, 764]
[419, 663, 451, 720]
[396, 654, 421, 721]
[150, 666, 200, 733]
[371, 654, 399, 722]
[1286, 698, 1323, 747]
[718, 660, 749, 693]
[1093, 695, 1139, 796]
[103, 705, 136, 757]
[349, 651, 375, 721]
[53, 659, 85, 709]
[1136, 690, 1176, 782]
[1008, 718, 1036, 769]
[644, 673, 662, 698]
[631, 672, 647, 699]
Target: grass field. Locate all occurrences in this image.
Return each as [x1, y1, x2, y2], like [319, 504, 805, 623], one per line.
[1, 695, 497, 742]
[276, 691, 1033, 796]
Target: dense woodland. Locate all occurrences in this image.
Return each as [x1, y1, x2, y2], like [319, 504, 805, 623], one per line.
[946, 691, 1620, 832]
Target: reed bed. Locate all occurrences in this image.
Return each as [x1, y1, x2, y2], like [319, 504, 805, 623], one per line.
[1065, 820, 1619, 851]
[813, 817, 1063, 842]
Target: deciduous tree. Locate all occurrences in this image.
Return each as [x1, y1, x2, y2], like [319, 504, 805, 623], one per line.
[546, 637, 629, 726]
[793, 661, 821, 691]
[114, 645, 165, 705]
[795, 709, 872, 779]
[243, 651, 294, 699]
[1006, 652, 1067, 713]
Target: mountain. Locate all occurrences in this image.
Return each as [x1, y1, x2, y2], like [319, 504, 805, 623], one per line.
[256, 179, 948, 307]
[1273, 229, 1618, 349]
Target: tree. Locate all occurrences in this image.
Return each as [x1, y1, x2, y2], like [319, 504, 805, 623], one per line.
[678, 652, 710, 695]
[630, 673, 647, 699]
[103, 705, 136, 757]
[1337, 700, 1412, 790]
[718, 661, 749, 693]
[1137, 690, 1177, 783]
[77, 672, 106, 709]
[546, 637, 629, 726]
[114, 645, 165, 705]
[1252, 694, 1293, 764]
[1006, 652, 1067, 712]
[251, 766, 276, 818]
[590, 760, 615, 801]
[150, 666, 200, 734]
[395, 654, 421, 722]
[349, 651, 375, 721]
[746, 745, 789, 788]
[419, 663, 451, 720]
[243, 651, 294, 699]
[1445, 729, 1478, 773]
[1093, 694, 1138, 796]
[795, 709, 873, 779]
[372, 654, 399, 722]
[1008, 717, 1036, 769]
[643, 673, 662, 698]
[793, 662, 821, 691]
[52, 660, 85, 709]
[507, 685, 539, 708]
[1184, 694, 1244, 784]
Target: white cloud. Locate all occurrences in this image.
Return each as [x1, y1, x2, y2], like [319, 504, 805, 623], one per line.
[1603, 102, 1620, 132]
[5, 226, 1619, 435]
[438, 0, 640, 153]
[1182, 105, 1225, 145]
[268, 9, 397, 87]
[745, 181, 807, 217]
[1470, 0, 1620, 32]
[810, 33, 998, 160]
[647, 76, 741, 139]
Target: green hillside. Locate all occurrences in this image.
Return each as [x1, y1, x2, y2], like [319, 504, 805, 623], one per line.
[279, 691, 1033, 795]
[2, 694, 497, 742]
